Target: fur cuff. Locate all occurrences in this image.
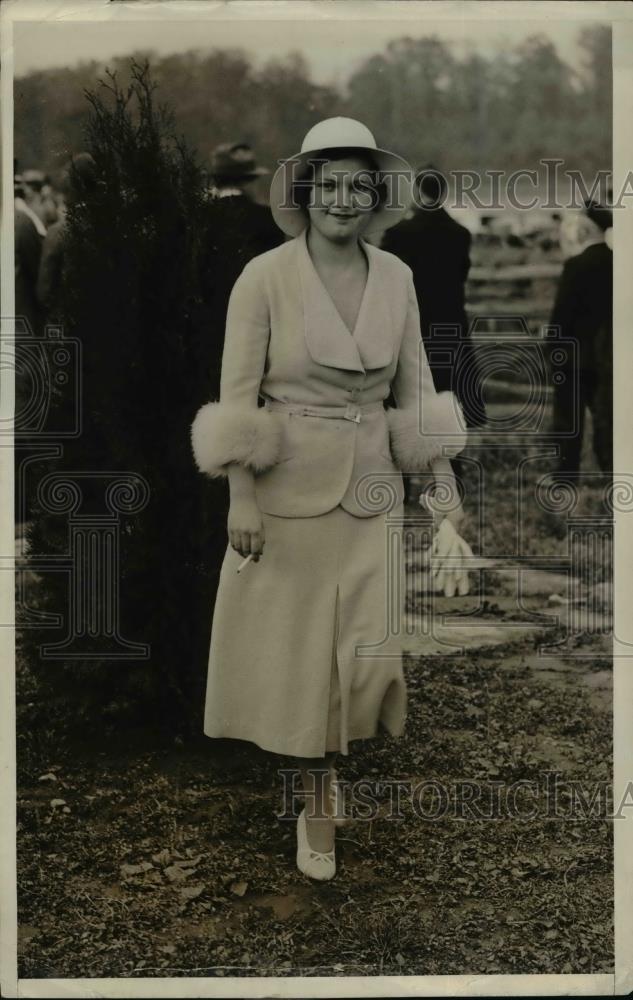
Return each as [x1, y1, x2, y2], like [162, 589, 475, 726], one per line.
[191, 402, 283, 478]
[387, 392, 468, 472]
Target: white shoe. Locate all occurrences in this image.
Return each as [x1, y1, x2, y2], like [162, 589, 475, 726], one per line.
[296, 809, 336, 881]
[329, 766, 348, 827]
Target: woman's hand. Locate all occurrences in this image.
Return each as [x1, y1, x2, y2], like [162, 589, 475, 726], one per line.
[424, 456, 471, 594]
[431, 516, 473, 597]
[228, 498, 265, 561]
[444, 504, 465, 532]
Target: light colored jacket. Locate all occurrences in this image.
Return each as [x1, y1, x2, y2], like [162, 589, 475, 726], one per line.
[191, 228, 466, 518]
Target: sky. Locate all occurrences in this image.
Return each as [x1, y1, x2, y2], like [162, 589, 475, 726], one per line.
[11, 6, 601, 84]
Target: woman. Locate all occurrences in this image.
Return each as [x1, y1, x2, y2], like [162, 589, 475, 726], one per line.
[191, 118, 468, 880]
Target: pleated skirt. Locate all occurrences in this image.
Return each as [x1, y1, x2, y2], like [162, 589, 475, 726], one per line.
[203, 503, 407, 758]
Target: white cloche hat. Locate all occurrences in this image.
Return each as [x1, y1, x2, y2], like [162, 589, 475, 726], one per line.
[269, 117, 414, 237]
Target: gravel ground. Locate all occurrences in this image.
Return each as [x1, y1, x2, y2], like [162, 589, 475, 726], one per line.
[17, 627, 613, 979]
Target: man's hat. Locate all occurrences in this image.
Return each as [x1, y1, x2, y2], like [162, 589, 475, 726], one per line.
[414, 163, 448, 205]
[209, 143, 269, 182]
[67, 152, 98, 186]
[584, 198, 612, 232]
[21, 169, 46, 189]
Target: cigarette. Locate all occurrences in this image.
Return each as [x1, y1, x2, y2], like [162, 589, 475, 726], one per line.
[237, 553, 255, 574]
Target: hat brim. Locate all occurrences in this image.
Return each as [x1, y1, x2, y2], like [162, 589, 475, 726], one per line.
[269, 146, 413, 237]
[212, 165, 270, 182]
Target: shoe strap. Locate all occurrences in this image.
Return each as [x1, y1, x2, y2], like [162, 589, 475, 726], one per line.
[306, 849, 335, 862]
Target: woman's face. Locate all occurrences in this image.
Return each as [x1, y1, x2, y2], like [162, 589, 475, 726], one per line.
[306, 156, 378, 244]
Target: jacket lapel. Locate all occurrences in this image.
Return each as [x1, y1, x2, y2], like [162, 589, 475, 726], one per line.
[296, 230, 393, 373]
[354, 240, 394, 370]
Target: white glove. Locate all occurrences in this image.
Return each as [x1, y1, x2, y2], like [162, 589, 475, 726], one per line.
[431, 517, 474, 597]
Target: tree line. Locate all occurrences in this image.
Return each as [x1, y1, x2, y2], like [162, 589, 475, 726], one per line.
[15, 25, 611, 183]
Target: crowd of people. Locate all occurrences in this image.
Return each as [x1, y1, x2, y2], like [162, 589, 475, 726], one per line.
[14, 142, 613, 492]
[14, 154, 99, 335]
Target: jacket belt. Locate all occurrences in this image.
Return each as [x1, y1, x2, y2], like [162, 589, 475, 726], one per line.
[263, 399, 384, 424]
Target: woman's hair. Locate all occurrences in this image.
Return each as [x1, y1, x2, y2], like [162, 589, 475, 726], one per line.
[291, 146, 388, 215]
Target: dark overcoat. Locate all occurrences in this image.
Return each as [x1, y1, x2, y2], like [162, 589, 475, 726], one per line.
[382, 206, 486, 428]
[547, 240, 612, 473]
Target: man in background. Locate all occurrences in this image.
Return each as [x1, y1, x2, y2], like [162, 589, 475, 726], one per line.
[14, 164, 49, 521]
[382, 166, 486, 498]
[28, 170, 60, 227]
[548, 201, 613, 479]
[196, 141, 283, 598]
[37, 153, 98, 323]
[202, 141, 283, 393]
[15, 166, 47, 339]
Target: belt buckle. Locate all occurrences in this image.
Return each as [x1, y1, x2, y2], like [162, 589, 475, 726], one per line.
[344, 403, 362, 423]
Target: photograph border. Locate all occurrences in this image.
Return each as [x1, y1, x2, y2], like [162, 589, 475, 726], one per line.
[2, 1, 632, 996]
